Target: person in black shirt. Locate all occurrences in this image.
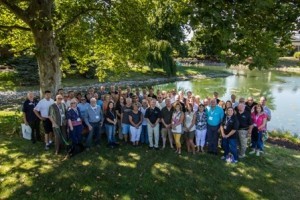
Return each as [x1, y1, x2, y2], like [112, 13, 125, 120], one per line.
[105, 101, 117, 146]
[246, 96, 257, 112]
[22, 92, 40, 143]
[129, 103, 143, 146]
[220, 107, 239, 163]
[147, 88, 157, 100]
[145, 99, 161, 149]
[236, 103, 253, 158]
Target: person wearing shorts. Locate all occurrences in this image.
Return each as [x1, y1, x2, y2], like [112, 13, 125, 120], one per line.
[184, 103, 196, 154]
[121, 98, 133, 143]
[34, 90, 55, 150]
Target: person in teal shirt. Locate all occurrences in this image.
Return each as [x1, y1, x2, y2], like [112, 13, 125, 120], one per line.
[206, 99, 224, 155]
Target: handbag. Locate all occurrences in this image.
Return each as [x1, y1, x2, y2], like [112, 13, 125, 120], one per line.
[21, 123, 32, 140]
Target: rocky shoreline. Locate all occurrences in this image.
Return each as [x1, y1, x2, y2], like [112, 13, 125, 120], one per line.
[0, 72, 231, 107]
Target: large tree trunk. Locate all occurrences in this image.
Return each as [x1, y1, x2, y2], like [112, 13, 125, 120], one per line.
[33, 30, 61, 97]
[25, 0, 61, 97]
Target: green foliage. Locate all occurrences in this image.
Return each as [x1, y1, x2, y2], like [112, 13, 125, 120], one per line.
[189, 0, 300, 69]
[147, 40, 177, 76]
[294, 52, 300, 60]
[0, 56, 38, 86]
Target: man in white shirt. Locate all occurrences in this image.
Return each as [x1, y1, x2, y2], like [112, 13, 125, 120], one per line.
[34, 90, 55, 150]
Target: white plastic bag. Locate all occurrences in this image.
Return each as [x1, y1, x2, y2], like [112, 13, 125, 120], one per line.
[21, 124, 32, 140]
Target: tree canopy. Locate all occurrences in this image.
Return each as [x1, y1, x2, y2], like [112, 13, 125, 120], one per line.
[0, 0, 299, 93]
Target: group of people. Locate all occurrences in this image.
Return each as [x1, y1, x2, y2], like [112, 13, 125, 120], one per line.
[22, 85, 271, 163]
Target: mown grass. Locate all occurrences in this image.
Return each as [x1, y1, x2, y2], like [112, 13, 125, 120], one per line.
[1, 112, 300, 200]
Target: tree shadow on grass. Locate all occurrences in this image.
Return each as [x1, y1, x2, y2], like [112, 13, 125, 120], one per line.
[1, 136, 300, 200]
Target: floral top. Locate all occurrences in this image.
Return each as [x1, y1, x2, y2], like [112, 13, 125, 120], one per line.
[196, 111, 207, 130]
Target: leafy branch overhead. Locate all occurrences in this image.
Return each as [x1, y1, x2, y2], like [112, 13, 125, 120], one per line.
[0, 0, 299, 94]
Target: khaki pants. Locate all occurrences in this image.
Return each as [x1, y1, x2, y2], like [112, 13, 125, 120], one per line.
[238, 130, 248, 156]
[147, 123, 160, 148]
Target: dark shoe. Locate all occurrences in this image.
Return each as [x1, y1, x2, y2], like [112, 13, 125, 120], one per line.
[154, 147, 160, 150]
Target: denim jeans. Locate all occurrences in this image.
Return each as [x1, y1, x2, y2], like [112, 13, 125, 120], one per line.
[207, 124, 220, 153]
[222, 137, 238, 161]
[105, 124, 116, 144]
[140, 125, 149, 144]
[252, 131, 264, 151]
[86, 122, 101, 147]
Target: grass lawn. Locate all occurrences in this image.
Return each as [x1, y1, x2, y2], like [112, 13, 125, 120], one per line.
[1, 112, 300, 200]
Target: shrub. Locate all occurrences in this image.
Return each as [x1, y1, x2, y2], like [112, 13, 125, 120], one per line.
[294, 51, 300, 60]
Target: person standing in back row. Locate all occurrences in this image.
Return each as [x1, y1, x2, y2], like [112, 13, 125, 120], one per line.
[34, 90, 55, 150]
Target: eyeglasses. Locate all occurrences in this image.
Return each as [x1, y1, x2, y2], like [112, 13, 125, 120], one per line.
[71, 102, 76, 104]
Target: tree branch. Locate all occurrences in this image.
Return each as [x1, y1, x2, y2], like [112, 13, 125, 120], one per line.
[0, 24, 31, 31]
[0, 0, 29, 24]
[56, 8, 103, 34]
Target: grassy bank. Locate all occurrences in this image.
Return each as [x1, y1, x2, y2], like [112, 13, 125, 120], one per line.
[1, 112, 300, 199]
[0, 65, 231, 92]
[276, 57, 300, 68]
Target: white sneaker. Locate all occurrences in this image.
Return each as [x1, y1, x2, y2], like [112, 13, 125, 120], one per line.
[249, 150, 256, 155]
[256, 151, 260, 156]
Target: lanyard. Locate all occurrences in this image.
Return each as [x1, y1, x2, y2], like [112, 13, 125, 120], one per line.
[91, 106, 99, 115]
[110, 110, 115, 119]
[56, 104, 64, 115]
[73, 108, 79, 117]
[225, 116, 231, 125]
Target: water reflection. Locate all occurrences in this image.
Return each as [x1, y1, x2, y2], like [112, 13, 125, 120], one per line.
[155, 69, 300, 134]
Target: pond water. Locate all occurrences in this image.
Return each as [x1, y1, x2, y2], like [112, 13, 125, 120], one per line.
[154, 68, 300, 135]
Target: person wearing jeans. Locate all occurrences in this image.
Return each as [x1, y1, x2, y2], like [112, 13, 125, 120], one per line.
[250, 104, 267, 156]
[195, 104, 207, 153]
[84, 98, 103, 149]
[220, 107, 239, 163]
[145, 99, 161, 150]
[104, 101, 117, 146]
[139, 99, 149, 144]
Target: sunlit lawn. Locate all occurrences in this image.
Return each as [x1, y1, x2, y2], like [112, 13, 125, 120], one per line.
[0, 112, 300, 199]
